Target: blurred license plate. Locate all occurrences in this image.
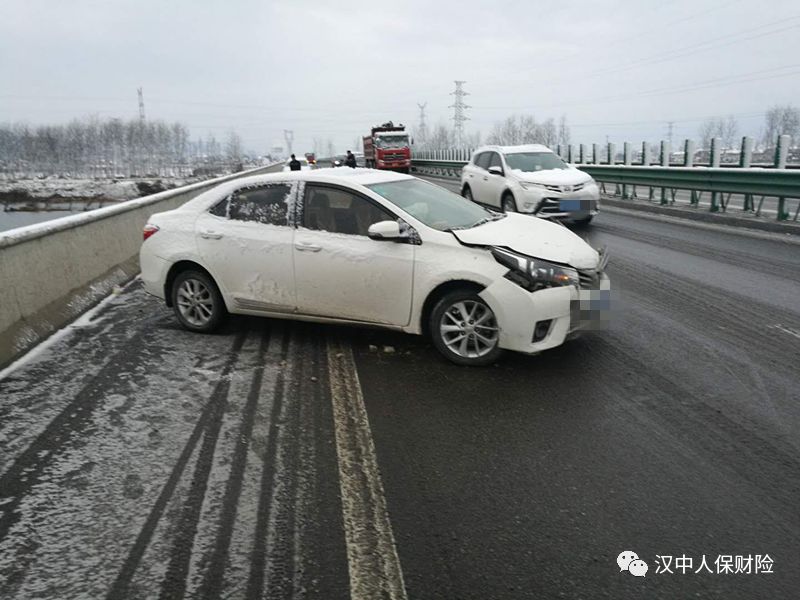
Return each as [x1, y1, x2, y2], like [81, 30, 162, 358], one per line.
[559, 199, 583, 211]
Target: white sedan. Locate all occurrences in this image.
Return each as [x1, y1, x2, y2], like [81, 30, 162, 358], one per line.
[139, 169, 610, 366]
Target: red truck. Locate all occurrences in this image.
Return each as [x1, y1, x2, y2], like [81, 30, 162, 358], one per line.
[363, 122, 411, 172]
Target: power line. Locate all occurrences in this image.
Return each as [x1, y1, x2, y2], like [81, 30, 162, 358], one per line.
[590, 17, 800, 78]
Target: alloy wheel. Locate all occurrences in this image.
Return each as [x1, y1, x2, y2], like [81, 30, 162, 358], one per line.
[439, 300, 499, 358]
[176, 278, 215, 327]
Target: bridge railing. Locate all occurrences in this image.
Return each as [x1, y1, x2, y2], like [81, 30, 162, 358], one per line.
[0, 162, 282, 368]
[410, 135, 800, 221]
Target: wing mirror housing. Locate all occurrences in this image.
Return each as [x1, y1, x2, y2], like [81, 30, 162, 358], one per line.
[368, 220, 402, 240]
[488, 165, 504, 176]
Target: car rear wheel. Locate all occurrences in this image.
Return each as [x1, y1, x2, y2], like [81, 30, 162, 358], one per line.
[172, 270, 226, 333]
[502, 193, 517, 213]
[430, 290, 503, 366]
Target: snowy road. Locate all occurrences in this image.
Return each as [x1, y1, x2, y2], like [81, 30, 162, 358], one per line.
[1, 181, 799, 599]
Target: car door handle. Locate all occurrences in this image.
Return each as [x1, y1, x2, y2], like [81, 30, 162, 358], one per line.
[295, 241, 322, 252]
[200, 229, 223, 239]
[483, 176, 488, 181]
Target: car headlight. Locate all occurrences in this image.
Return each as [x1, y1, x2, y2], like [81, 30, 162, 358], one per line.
[491, 247, 579, 291]
[583, 178, 597, 187]
[518, 181, 546, 191]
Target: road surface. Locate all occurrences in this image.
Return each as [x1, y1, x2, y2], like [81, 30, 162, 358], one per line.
[1, 183, 798, 599]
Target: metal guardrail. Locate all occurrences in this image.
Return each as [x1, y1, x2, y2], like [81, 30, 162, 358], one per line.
[410, 158, 800, 221]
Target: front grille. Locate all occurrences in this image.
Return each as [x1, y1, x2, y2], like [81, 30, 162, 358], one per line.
[536, 198, 563, 214]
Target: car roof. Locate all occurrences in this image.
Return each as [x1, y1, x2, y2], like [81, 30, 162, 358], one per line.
[181, 168, 413, 211]
[474, 144, 554, 154]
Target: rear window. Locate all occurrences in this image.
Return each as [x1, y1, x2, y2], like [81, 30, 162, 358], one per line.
[211, 183, 292, 226]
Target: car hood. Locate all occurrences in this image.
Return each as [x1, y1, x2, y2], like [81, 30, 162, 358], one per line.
[510, 167, 591, 186]
[451, 213, 599, 269]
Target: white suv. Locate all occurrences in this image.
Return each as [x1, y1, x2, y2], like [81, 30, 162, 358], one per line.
[460, 144, 599, 224]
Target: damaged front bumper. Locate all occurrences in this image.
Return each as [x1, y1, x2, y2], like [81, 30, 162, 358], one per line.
[479, 271, 611, 355]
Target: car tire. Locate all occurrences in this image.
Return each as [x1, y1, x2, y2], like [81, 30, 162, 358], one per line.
[171, 269, 226, 333]
[462, 185, 474, 202]
[429, 290, 504, 366]
[502, 193, 517, 213]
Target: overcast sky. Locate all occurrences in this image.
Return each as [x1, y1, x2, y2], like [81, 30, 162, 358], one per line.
[1, 0, 798, 154]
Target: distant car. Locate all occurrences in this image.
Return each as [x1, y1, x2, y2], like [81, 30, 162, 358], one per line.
[282, 156, 311, 172]
[140, 169, 610, 366]
[460, 144, 599, 224]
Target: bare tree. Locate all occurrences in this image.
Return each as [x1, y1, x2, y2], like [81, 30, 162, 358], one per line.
[699, 115, 739, 150]
[762, 105, 800, 149]
[428, 123, 453, 150]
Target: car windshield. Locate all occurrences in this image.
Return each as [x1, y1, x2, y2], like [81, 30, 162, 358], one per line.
[375, 135, 409, 149]
[367, 179, 503, 231]
[504, 152, 567, 172]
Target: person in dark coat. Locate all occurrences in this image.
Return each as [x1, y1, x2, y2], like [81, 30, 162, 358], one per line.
[289, 154, 302, 171]
[345, 150, 357, 168]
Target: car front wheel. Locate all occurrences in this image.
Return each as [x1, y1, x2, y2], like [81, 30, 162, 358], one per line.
[502, 193, 517, 213]
[430, 290, 503, 366]
[172, 269, 226, 332]
[462, 185, 474, 202]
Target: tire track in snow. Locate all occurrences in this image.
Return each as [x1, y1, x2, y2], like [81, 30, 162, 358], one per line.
[106, 330, 247, 600]
[245, 328, 292, 599]
[0, 327, 156, 543]
[196, 328, 272, 600]
[156, 327, 262, 600]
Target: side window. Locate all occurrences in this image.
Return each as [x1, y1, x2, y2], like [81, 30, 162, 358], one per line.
[488, 152, 503, 172]
[227, 183, 292, 226]
[208, 196, 229, 217]
[475, 152, 491, 170]
[303, 186, 393, 236]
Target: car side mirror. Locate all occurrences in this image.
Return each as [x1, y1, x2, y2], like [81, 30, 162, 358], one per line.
[488, 165, 504, 176]
[368, 220, 402, 240]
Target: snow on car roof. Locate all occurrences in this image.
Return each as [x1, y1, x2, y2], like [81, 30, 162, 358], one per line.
[475, 144, 554, 154]
[180, 168, 412, 210]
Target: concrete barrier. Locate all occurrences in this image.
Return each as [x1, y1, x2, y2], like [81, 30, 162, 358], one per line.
[0, 164, 282, 368]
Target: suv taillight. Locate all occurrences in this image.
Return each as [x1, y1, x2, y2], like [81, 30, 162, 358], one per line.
[143, 224, 159, 241]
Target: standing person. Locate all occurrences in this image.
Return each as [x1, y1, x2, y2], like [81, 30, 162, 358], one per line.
[345, 150, 357, 168]
[289, 154, 301, 171]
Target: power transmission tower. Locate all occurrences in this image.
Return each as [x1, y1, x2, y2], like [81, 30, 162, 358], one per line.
[416, 102, 428, 145]
[137, 87, 146, 123]
[449, 81, 470, 148]
[666, 121, 674, 146]
[284, 130, 294, 156]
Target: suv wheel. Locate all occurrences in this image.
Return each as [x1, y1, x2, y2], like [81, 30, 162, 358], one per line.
[502, 193, 517, 213]
[430, 290, 503, 366]
[171, 269, 226, 332]
[462, 185, 474, 202]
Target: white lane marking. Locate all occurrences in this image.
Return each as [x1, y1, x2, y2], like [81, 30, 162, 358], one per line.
[327, 337, 408, 600]
[771, 324, 800, 340]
